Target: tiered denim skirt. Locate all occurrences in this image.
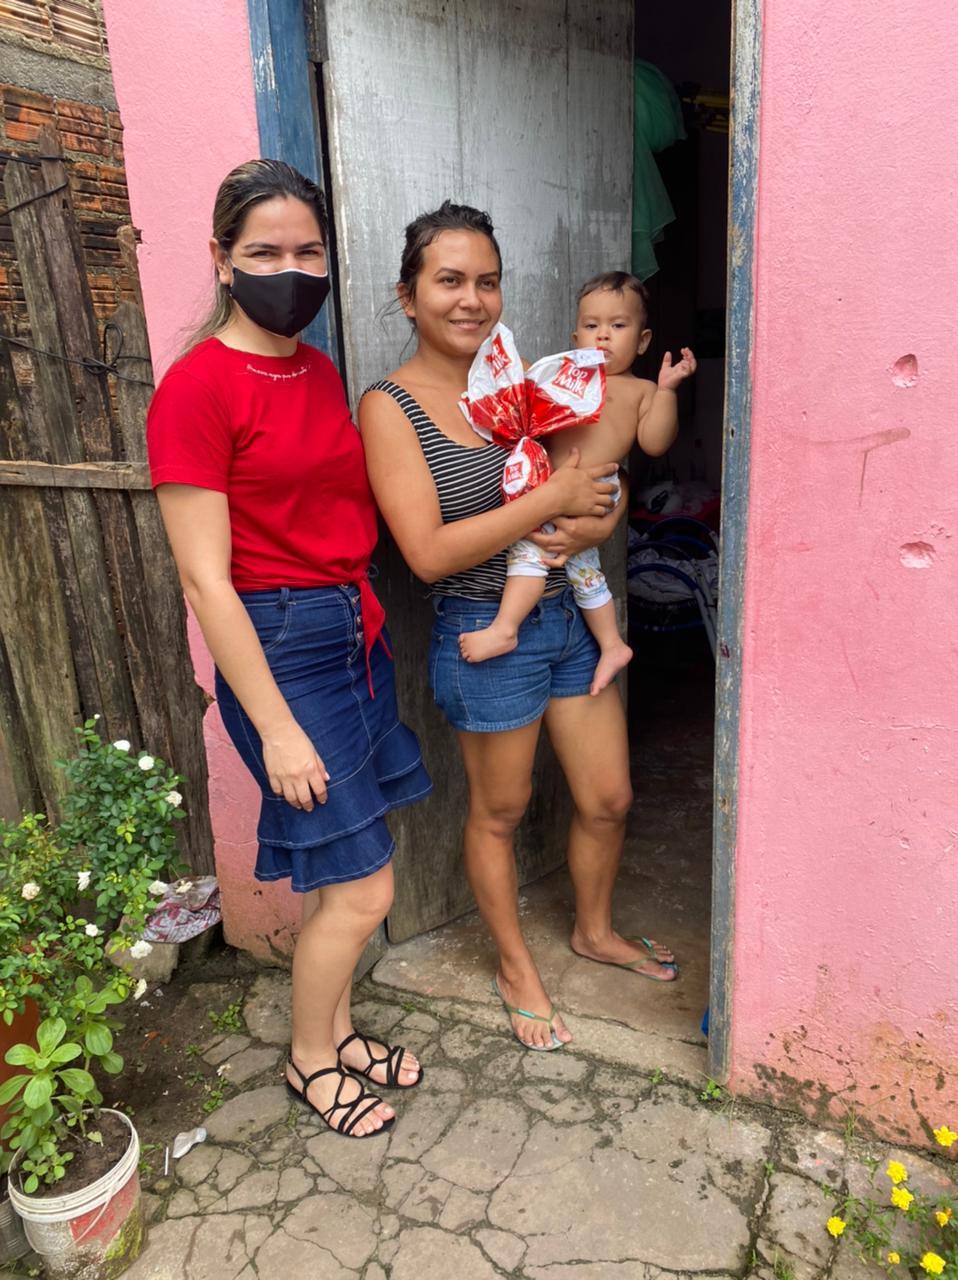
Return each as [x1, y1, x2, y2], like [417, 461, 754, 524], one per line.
[215, 585, 431, 891]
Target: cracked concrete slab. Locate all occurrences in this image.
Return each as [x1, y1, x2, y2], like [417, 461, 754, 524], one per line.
[388, 1226, 500, 1280]
[127, 907, 956, 1280]
[420, 1097, 529, 1191]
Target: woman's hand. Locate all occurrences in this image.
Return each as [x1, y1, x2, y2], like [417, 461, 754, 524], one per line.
[262, 720, 330, 811]
[544, 449, 617, 518]
[527, 517, 595, 563]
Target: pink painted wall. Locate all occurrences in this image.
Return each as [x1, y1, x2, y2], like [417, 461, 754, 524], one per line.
[730, 0, 958, 1144]
[102, 0, 301, 960]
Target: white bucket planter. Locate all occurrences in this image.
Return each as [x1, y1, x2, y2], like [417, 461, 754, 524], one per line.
[7, 1109, 143, 1279]
[0, 1188, 30, 1263]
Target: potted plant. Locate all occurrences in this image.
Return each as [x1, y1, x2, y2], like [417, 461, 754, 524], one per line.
[0, 721, 187, 1278]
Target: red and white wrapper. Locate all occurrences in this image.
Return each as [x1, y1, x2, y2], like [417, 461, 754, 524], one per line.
[501, 436, 552, 503]
[459, 323, 606, 501]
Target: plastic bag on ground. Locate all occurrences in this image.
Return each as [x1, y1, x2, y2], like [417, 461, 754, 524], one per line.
[143, 875, 221, 944]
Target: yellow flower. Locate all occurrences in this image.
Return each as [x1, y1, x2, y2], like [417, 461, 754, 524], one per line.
[935, 1207, 952, 1227]
[825, 1216, 846, 1238]
[933, 1125, 957, 1148]
[886, 1160, 909, 1184]
[891, 1186, 914, 1211]
[887, 1253, 900, 1265]
[920, 1253, 945, 1275]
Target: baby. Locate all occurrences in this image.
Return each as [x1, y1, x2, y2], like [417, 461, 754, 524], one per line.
[460, 271, 696, 694]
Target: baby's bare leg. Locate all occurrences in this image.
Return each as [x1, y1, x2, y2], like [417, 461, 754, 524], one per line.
[580, 600, 633, 695]
[460, 574, 546, 663]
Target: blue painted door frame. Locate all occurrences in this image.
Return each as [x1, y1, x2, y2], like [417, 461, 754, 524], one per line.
[708, 0, 760, 1081]
[245, 0, 338, 365]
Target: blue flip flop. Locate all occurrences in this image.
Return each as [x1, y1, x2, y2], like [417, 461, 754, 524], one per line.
[492, 975, 564, 1051]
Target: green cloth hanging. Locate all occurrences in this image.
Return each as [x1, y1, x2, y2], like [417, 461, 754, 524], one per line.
[632, 59, 686, 280]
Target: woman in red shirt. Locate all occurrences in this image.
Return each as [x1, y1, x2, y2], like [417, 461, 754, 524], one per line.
[147, 160, 431, 1139]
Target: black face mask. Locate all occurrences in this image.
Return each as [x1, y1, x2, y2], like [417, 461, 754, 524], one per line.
[228, 263, 331, 338]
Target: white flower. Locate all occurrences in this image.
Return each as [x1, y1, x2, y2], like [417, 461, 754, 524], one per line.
[84, 923, 100, 938]
[216, 1063, 232, 1077]
[133, 978, 148, 1001]
[164, 790, 183, 808]
[77, 870, 92, 892]
[138, 755, 155, 771]
[129, 940, 153, 960]
[148, 880, 168, 897]
[175, 880, 194, 894]
[113, 740, 131, 752]
[21, 882, 40, 901]
[93, 713, 101, 721]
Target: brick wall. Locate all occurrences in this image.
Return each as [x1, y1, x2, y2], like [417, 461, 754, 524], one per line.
[0, 0, 107, 62]
[1, 0, 138, 336]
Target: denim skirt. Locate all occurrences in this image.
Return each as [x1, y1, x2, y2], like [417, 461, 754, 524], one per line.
[429, 587, 599, 733]
[215, 585, 432, 891]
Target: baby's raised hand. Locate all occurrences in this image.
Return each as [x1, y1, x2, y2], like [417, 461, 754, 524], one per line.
[658, 347, 697, 390]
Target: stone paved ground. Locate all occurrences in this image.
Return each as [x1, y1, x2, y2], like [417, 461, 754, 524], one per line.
[81, 969, 953, 1280]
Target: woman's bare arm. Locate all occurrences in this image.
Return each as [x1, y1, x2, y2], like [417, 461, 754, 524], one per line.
[155, 484, 328, 810]
[528, 470, 630, 561]
[359, 390, 617, 583]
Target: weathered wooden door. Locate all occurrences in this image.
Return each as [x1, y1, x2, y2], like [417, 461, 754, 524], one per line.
[317, 0, 634, 941]
[0, 134, 213, 872]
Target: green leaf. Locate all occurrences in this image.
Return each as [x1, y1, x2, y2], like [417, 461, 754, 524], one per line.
[3, 1043, 37, 1067]
[36, 1017, 66, 1056]
[24, 1173, 38, 1194]
[100, 1051, 123, 1075]
[50, 1042, 82, 1064]
[23, 1076, 53, 1109]
[0, 1074, 27, 1105]
[84, 1024, 112, 1056]
[59, 1068, 95, 1095]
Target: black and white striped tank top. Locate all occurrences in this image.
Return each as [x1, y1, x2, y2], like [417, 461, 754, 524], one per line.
[367, 379, 565, 601]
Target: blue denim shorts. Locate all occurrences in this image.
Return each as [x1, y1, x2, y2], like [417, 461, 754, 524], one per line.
[428, 587, 599, 733]
[215, 585, 431, 891]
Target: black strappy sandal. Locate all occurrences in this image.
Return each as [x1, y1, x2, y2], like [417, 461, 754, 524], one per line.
[336, 1030, 424, 1090]
[285, 1055, 394, 1139]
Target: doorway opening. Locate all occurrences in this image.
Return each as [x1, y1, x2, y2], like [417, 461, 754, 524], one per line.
[619, 0, 733, 1056]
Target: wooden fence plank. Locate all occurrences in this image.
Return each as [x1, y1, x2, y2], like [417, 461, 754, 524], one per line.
[0, 339, 80, 815]
[5, 158, 138, 741]
[0, 339, 43, 819]
[111, 301, 214, 874]
[0, 629, 40, 823]
[28, 140, 170, 763]
[0, 460, 152, 489]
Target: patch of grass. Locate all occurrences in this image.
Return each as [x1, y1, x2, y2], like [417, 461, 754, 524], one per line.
[772, 1253, 796, 1280]
[842, 1107, 858, 1142]
[700, 1077, 724, 1103]
[650, 1068, 664, 1087]
[138, 1141, 161, 1178]
[185, 1042, 203, 1058]
[207, 999, 245, 1034]
[201, 1080, 227, 1115]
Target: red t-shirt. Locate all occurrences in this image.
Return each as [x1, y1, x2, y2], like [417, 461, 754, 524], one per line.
[147, 337, 379, 592]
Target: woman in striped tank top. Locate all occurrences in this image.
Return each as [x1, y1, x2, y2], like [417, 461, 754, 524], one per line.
[359, 203, 678, 1051]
